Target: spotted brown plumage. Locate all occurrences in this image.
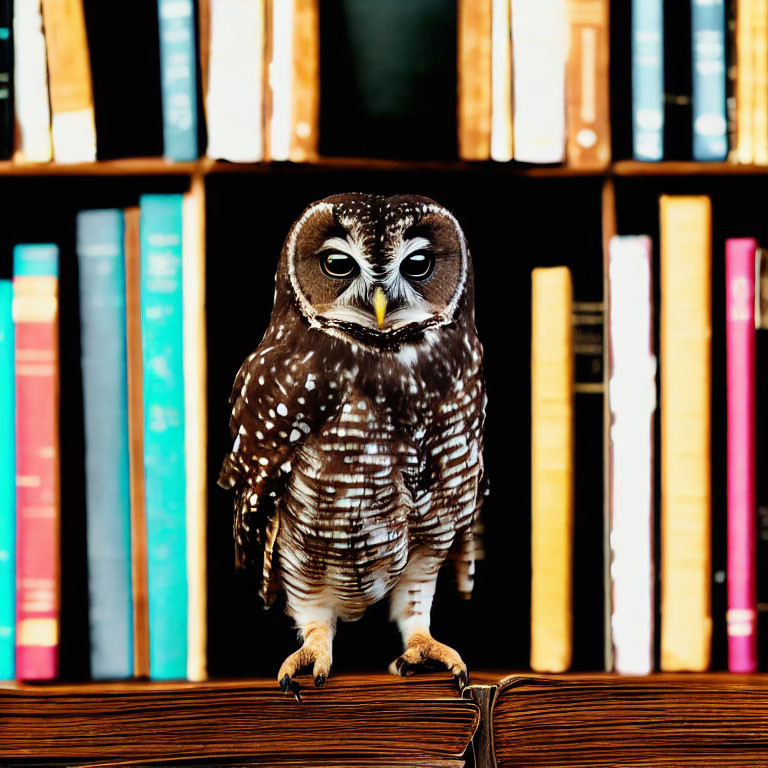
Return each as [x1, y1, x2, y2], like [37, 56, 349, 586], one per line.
[218, 194, 486, 696]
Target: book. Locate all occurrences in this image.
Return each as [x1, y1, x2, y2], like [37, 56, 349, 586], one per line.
[489, 0, 512, 162]
[182, 182, 207, 682]
[40, 0, 97, 162]
[0, 0, 13, 160]
[736, 0, 755, 163]
[13, 244, 60, 681]
[511, 0, 568, 163]
[289, 0, 319, 161]
[691, 0, 728, 161]
[725, 237, 757, 672]
[13, 0, 52, 162]
[659, 195, 712, 672]
[267, 0, 292, 161]
[753, 0, 768, 164]
[124, 205, 149, 679]
[457, 0, 492, 160]
[530, 266, 574, 673]
[0, 280, 14, 679]
[490, 673, 768, 766]
[83, 0, 164, 159]
[76, 210, 133, 680]
[631, 0, 664, 160]
[205, 0, 265, 163]
[726, 0, 737, 159]
[139, 194, 187, 679]
[565, 0, 611, 167]
[157, 0, 199, 161]
[607, 235, 655, 675]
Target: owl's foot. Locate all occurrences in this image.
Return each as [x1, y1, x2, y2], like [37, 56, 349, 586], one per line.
[277, 621, 333, 699]
[388, 631, 469, 693]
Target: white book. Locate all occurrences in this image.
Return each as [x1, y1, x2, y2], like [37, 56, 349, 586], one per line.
[206, 0, 264, 163]
[511, 0, 567, 163]
[607, 235, 656, 675]
[269, 0, 294, 161]
[490, 0, 512, 162]
[13, 0, 52, 163]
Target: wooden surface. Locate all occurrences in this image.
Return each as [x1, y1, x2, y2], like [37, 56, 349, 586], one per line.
[0, 673, 479, 767]
[492, 673, 768, 767]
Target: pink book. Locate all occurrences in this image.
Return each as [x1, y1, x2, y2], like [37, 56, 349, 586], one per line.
[726, 237, 758, 673]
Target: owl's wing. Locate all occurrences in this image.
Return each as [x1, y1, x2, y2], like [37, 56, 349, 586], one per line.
[218, 342, 319, 599]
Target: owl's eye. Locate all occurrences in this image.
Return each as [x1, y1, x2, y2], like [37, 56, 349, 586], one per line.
[400, 252, 434, 280]
[319, 251, 359, 279]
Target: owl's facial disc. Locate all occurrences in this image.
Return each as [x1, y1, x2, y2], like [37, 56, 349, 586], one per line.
[286, 196, 469, 347]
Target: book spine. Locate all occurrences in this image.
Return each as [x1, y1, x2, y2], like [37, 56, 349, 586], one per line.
[289, 0, 319, 161]
[753, 0, 768, 164]
[13, 244, 60, 681]
[490, 0, 512, 162]
[607, 236, 656, 675]
[40, 0, 96, 162]
[124, 206, 149, 679]
[0, 0, 13, 160]
[512, 0, 567, 163]
[631, 0, 664, 160]
[530, 266, 574, 673]
[157, 0, 198, 161]
[458, 0, 492, 160]
[205, 0, 264, 163]
[268, 0, 293, 161]
[12, 0, 52, 162]
[139, 194, 187, 679]
[691, 0, 728, 160]
[659, 196, 712, 671]
[0, 280, 14, 679]
[726, 0, 737, 159]
[76, 210, 133, 680]
[183, 182, 206, 682]
[565, 0, 611, 167]
[736, 0, 755, 163]
[725, 237, 758, 672]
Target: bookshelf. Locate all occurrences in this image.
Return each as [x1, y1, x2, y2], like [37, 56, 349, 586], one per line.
[3, 0, 768, 765]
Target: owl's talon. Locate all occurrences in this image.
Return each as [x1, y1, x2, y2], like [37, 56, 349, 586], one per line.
[314, 673, 327, 687]
[454, 669, 469, 693]
[279, 673, 303, 701]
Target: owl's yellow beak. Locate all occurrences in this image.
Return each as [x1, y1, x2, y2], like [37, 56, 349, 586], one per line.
[373, 287, 387, 328]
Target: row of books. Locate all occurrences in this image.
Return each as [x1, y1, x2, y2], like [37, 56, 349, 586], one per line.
[0, 193, 206, 681]
[531, 195, 764, 674]
[6, 0, 318, 164]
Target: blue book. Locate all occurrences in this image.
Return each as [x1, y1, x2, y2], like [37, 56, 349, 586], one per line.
[140, 194, 187, 679]
[0, 280, 14, 679]
[76, 210, 133, 679]
[632, 0, 665, 161]
[157, 0, 198, 161]
[691, 0, 727, 160]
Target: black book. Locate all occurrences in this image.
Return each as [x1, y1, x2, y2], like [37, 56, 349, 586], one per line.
[663, 1, 693, 160]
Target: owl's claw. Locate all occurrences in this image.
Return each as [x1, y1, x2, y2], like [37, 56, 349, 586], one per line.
[314, 673, 327, 688]
[279, 673, 303, 702]
[389, 631, 468, 694]
[454, 668, 469, 693]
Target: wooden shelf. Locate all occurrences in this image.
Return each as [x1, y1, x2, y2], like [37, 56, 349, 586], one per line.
[612, 159, 768, 176]
[0, 157, 199, 176]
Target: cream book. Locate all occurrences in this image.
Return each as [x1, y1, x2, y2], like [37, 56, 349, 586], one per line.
[490, 0, 512, 162]
[659, 195, 712, 672]
[530, 266, 574, 672]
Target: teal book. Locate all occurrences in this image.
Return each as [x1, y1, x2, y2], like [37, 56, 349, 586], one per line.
[140, 194, 187, 679]
[691, 0, 727, 160]
[0, 280, 14, 679]
[632, 0, 664, 160]
[76, 210, 133, 680]
[157, 0, 198, 161]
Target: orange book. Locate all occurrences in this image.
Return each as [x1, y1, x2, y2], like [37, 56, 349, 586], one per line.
[124, 207, 149, 679]
[736, 0, 755, 163]
[659, 195, 712, 671]
[753, 0, 768, 164]
[565, 0, 611, 168]
[530, 266, 574, 673]
[40, 0, 96, 162]
[289, 0, 319, 161]
[458, 0, 492, 160]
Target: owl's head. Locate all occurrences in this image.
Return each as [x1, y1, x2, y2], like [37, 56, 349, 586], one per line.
[275, 193, 473, 349]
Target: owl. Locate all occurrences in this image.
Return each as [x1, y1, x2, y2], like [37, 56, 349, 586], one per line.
[218, 194, 486, 697]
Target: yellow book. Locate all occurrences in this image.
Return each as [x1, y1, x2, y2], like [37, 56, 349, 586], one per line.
[659, 195, 712, 672]
[753, 0, 768, 164]
[490, 0, 513, 161]
[530, 266, 574, 673]
[737, 0, 755, 163]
